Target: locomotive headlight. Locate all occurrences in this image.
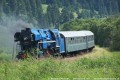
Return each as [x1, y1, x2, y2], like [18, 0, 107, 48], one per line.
[24, 37, 28, 40]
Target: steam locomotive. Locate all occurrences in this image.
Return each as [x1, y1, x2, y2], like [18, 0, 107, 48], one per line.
[14, 28, 95, 59]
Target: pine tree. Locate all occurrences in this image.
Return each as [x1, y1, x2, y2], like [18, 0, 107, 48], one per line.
[60, 7, 71, 24]
[47, 4, 60, 27]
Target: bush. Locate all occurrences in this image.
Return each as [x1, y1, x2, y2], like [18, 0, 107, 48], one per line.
[61, 16, 120, 51]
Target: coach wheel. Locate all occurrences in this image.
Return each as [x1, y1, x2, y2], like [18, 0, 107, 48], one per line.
[16, 52, 27, 59]
[89, 48, 93, 52]
[44, 49, 54, 57]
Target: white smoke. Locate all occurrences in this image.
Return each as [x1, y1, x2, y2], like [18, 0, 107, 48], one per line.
[0, 13, 35, 53]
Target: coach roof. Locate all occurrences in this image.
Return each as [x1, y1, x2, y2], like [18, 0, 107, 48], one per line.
[59, 30, 94, 37]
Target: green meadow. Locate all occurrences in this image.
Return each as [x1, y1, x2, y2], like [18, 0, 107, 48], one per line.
[0, 47, 120, 80]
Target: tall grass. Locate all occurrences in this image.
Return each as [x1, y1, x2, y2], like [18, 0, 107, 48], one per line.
[0, 53, 12, 61]
[0, 47, 120, 80]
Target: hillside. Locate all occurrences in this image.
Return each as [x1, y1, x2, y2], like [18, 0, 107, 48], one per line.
[0, 47, 120, 80]
[0, 0, 120, 28]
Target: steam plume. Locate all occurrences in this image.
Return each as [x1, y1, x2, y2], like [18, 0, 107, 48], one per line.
[0, 14, 34, 53]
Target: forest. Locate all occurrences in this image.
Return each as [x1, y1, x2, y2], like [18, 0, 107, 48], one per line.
[61, 15, 120, 51]
[0, 0, 120, 27]
[0, 0, 120, 51]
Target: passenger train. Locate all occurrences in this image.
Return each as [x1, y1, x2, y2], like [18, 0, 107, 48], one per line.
[14, 28, 95, 59]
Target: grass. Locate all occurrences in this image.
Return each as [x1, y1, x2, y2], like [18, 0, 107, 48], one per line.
[0, 46, 120, 80]
[0, 53, 12, 61]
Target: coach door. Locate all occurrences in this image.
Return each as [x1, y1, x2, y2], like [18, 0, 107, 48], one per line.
[86, 35, 88, 50]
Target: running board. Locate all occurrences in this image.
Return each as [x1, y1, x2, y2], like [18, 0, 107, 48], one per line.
[38, 41, 56, 43]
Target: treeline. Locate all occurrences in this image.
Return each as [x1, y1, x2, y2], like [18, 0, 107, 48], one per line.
[0, 0, 120, 28]
[61, 16, 120, 51]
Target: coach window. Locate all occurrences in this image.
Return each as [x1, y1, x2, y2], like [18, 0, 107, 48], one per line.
[69, 38, 70, 44]
[66, 38, 68, 44]
[87, 36, 88, 41]
[80, 37, 81, 42]
[72, 38, 73, 44]
[76, 37, 77, 43]
[82, 37, 83, 42]
[89, 36, 90, 41]
[79, 37, 80, 43]
[83, 37, 84, 42]
[83, 37, 85, 42]
[75, 37, 77, 43]
[71, 38, 72, 44]
[77, 37, 79, 43]
[81, 37, 83, 42]
[73, 38, 74, 43]
[69, 38, 71, 44]
[68, 38, 70, 44]
[93, 35, 94, 40]
[80, 37, 81, 43]
[81, 37, 82, 42]
[91, 36, 92, 41]
[73, 37, 75, 44]
[71, 37, 73, 44]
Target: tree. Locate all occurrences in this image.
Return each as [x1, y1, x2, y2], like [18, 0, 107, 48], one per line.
[47, 4, 60, 27]
[60, 7, 74, 24]
[110, 18, 120, 50]
[2, 0, 11, 15]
